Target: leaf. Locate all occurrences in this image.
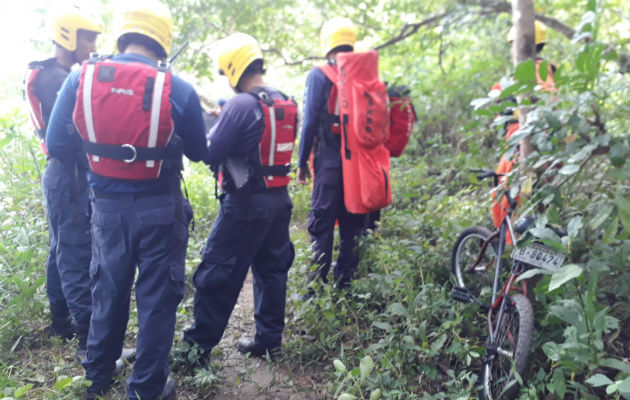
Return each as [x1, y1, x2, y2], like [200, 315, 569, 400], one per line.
[515, 268, 552, 282]
[388, 303, 407, 316]
[568, 216, 583, 239]
[514, 59, 536, 84]
[53, 376, 73, 391]
[553, 369, 567, 398]
[14, 384, 33, 398]
[373, 321, 392, 332]
[529, 226, 559, 241]
[586, 374, 614, 387]
[549, 264, 583, 292]
[599, 358, 630, 373]
[538, 60, 549, 82]
[590, 205, 614, 230]
[499, 83, 521, 100]
[558, 164, 580, 175]
[333, 359, 346, 372]
[619, 375, 630, 394]
[431, 333, 448, 354]
[338, 394, 358, 400]
[470, 97, 492, 110]
[369, 388, 382, 400]
[359, 355, 375, 380]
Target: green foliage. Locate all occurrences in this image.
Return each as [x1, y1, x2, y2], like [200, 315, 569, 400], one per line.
[1, 0, 628, 398]
[0, 110, 48, 350]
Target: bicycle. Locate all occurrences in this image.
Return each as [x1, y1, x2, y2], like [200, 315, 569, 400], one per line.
[450, 169, 566, 400]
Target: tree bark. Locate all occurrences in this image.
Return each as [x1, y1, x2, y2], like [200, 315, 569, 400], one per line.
[511, 0, 535, 158]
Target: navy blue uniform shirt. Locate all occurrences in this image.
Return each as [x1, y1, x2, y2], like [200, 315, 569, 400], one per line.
[297, 66, 339, 169]
[46, 53, 207, 192]
[205, 87, 284, 169]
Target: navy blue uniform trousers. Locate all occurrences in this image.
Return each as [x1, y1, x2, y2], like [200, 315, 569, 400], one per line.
[307, 163, 368, 286]
[83, 188, 191, 400]
[184, 187, 294, 351]
[42, 157, 91, 331]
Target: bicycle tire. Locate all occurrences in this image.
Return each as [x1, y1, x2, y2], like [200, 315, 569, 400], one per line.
[480, 293, 534, 400]
[451, 226, 498, 305]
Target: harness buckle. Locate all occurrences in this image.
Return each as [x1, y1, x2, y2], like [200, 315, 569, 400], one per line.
[122, 144, 137, 163]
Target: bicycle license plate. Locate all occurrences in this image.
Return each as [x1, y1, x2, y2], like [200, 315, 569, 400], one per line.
[512, 242, 566, 271]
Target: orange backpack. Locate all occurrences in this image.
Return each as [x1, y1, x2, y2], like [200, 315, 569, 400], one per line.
[319, 51, 392, 214]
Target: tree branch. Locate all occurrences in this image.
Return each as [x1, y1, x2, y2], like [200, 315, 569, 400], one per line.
[374, 12, 451, 51]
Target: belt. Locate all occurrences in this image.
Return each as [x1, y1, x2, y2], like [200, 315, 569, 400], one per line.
[91, 187, 176, 200]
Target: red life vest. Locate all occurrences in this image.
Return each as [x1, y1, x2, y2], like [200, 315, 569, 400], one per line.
[24, 61, 49, 155]
[323, 51, 392, 214]
[250, 87, 297, 188]
[73, 58, 175, 180]
[385, 86, 416, 157]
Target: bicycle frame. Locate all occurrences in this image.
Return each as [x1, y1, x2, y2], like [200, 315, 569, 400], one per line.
[487, 206, 519, 344]
[461, 189, 523, 343]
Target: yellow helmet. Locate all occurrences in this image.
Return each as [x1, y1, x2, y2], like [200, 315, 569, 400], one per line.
[320, 17, 358, 56]
[507, 21, 547, 45]
[116, 0, 173, 57]
[51, 5, 103, 52]
[216, 33, 263, 88]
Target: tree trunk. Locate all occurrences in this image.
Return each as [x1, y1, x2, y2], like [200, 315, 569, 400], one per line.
[511, 0, 536, 158]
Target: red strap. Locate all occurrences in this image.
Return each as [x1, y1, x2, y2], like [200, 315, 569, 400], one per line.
[318, 64, 338, 84]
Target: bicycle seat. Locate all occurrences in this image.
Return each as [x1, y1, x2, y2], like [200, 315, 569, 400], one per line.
[514, 217, 534, 235]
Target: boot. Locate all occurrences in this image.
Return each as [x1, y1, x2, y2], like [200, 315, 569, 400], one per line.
[45, 316, 74, 340]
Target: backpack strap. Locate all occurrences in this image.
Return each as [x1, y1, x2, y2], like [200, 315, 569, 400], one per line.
[248, 86, 275, 106]
[318, 64, 338, 84]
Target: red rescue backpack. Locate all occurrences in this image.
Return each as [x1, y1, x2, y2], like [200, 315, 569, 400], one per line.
[319, 50, 392, 214]
[385, 85, 416, 157]
[249, 87, 298, 188]
[73, 57, 177, 181]
[24, 61, 49, 154]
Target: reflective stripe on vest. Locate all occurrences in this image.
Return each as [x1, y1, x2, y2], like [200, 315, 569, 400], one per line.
[251, 88, 297, 189]
[73, 59, 174, 180]
[82, 63, 99, 162]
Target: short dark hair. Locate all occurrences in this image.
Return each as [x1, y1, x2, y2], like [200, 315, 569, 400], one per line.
[329, 45, 353, 55]
[117, 33, 167, 59]
[236, 59, 265, 90]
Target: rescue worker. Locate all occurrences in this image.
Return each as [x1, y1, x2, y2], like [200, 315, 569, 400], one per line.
[24, 5, 102, 357]
[45, 1, 207, 398]
[296, 17, 369, 293]
[183, 33, 296, 362]
[490, 20, 556, 239]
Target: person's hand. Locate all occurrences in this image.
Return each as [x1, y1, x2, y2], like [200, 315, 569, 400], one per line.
[297, 167, 311, 185]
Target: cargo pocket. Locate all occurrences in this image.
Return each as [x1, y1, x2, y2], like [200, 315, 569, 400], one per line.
[137, 202, 177, 225]
[285, 242, 295, 273]
[168, 264, 186, 302]
[193, 255, 237, 292]
[137, 202, 180, 251]
[91, 211, 123, 256]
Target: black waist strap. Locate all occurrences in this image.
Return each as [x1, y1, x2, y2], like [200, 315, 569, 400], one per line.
[92, 186, 176, 200]
[321, 113, 340, 125]
[82, 140, 181, 162]
[256, 164, 291, 176]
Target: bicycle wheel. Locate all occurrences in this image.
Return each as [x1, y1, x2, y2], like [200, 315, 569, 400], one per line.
[481, 293, 534, 400]
[451, 226, 498, 304]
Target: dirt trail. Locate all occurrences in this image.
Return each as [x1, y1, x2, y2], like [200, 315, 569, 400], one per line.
[12, 269, 324, 399]
[177, 271, 325, 400]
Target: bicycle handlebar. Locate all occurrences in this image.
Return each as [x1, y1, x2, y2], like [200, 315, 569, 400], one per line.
[469, 169, 502, 187]
[469, 169, 518, 211]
